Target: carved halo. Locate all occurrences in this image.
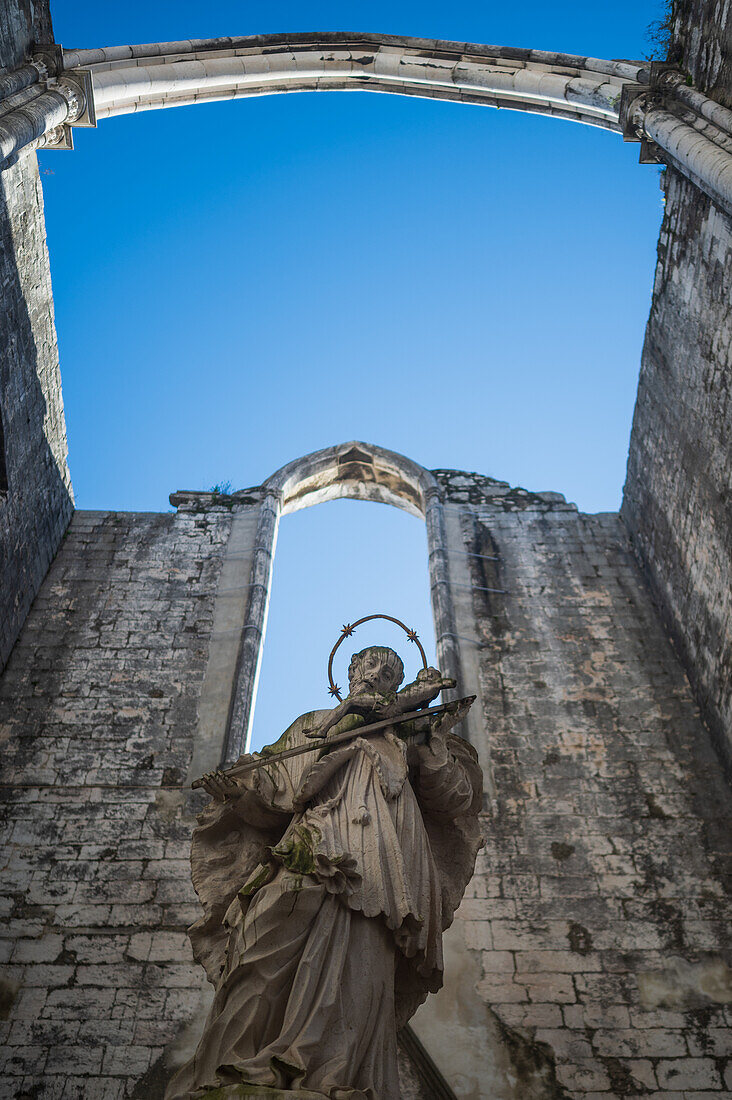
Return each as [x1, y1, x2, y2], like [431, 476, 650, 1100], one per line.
[327, 614, 428, 701]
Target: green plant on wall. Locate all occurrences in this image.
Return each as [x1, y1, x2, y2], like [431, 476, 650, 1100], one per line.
[209, 480, 233, 496]
[645, 0, 675, 59]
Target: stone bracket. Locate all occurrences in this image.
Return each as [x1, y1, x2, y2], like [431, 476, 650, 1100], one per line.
[619, 64, 687, 165]
[619, 89, 665, 164]
[41, 65, 96, 154]
[639, 137, 664, 164]
[619, 84, 651, 140]
[648, 61, 686, 85]
[46, 127, 74, 151]
[57, 68, 97, 127]
[31, 44, 64, 80]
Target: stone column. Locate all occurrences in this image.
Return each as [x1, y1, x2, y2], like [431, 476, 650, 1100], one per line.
[223, 488, 282, 762]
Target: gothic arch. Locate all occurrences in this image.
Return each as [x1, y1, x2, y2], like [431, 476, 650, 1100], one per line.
[67, 34, 635, 133]
[2, 34, 731, 215]
[214, 441, 462, 761]
[266, 441, 438, 518]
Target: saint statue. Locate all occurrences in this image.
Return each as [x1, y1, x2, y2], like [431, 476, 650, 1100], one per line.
[166, 630, 483, 1100]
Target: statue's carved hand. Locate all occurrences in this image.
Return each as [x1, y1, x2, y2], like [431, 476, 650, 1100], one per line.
[403, 723, 431, 766]
[417, 667, 456, 690]
[200, 770, 240, 802]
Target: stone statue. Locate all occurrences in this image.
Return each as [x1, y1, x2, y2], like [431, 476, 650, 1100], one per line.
[166, 643, 483, 1099]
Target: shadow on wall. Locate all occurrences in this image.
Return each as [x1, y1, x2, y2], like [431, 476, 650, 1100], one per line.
[0, 162, 74, 669]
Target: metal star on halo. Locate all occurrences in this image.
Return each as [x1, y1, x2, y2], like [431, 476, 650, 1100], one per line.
[406, 629, 419, 642]
[328, 683, 341, 697]
[341, 623, 354, 637]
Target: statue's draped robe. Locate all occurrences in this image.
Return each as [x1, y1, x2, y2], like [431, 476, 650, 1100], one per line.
[166, 710, 482, 1100]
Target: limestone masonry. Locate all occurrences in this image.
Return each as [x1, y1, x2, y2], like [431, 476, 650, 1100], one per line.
[0, 0, 730, 1097]
[0, 0, 72, 674]
[623, 0, 732, 768]
[1, 479, 730, 1098]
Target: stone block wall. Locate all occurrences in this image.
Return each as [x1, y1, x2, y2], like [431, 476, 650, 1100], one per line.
[0, 0, 54, 66]
[1, 477, 730, 1099]
[0, 0, 730, 1093]
[0, 154, 73, 673]
[414, 473, 732, 1098]
[670, 0, 732, 100]
[0, 497, 440, 1099]
[0, 0, 74, 674]
[0, 507, 233, 1099]
[622, 0, 732, 760]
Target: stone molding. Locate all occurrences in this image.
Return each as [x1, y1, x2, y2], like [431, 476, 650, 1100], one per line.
[0, 31, 728, 214]
[75, 35, 633, 132]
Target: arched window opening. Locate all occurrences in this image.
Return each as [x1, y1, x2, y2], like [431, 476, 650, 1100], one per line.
[249, 498, 435, 754]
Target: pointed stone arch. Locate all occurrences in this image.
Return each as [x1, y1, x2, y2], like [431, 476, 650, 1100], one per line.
[4, 33, 732, 214]
[219, 441, 463, 762]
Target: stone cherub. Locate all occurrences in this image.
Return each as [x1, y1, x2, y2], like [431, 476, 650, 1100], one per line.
[166, 644, 483, 1099]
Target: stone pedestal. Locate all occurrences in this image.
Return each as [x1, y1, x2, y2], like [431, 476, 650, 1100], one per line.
[196, 1087, 328, 1099]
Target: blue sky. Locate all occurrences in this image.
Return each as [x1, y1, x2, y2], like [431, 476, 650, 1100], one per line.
[41, 1, 665, 748]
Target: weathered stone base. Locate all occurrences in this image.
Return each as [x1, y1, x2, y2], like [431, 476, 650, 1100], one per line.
[194, 1086, 330, 1099]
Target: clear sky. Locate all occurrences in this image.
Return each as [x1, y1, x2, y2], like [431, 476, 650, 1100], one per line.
[41, 1, 666, 748]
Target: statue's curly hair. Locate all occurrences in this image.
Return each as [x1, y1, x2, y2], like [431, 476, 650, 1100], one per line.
[347, 646, 404, 691]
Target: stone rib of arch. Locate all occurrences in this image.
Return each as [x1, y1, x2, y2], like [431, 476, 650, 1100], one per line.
[3, 33, 731, 215]
[64, 33, 642, 131]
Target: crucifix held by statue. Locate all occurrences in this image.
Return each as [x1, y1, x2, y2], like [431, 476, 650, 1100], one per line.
[167, 616, 483, 1100]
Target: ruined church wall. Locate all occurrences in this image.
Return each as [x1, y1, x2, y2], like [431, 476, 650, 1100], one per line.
[0, 476, 730, 1099]
[621, 0, 732, 761]
[0, 508, 233, 1099]
[0, 0, 74, 673]
[416, 473, 732, 1098]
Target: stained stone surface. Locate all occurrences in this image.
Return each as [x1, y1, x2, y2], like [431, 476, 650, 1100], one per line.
[193, 1088, 326, 1099]
[1, 483, 730, 1098]
[622, 0, 732, 762]
[0, 508, 232, 1098]
[0, 0, 730, 1096]
[417, 472, 732, 1098]
[0, 0, 74, 672]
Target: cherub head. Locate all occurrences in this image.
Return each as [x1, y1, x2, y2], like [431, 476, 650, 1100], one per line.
[348, 646, 404, 697]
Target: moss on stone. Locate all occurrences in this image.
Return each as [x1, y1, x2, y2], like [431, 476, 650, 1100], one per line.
[271, 823, 321, 875]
